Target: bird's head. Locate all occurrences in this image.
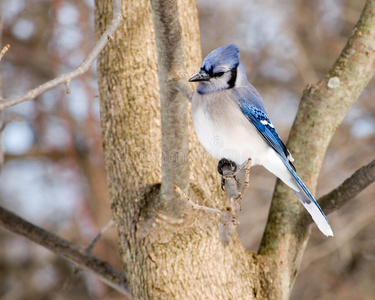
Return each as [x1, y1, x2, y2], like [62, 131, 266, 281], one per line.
[189, 44, 240, 93]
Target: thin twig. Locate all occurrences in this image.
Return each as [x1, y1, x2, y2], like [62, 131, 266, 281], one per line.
[174, 185, 221, 215]
[0, 205, 131, 297]
[241, 158, 252, 194]
[220, 158, 252, 244]
[60, 268, 80, 295]
[174, 157, 252, 245]
[86, 219, 115, 253]
[236, 158, 252, 204]
[174, 184, 235, 245]
[222, 158, 252, 214]
[0, 0, 122, 111]
[0, 44, 10, 61]
[61, 218, 116, 295]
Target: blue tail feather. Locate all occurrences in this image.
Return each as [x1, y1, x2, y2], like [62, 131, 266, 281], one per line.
[284, 161, 333, 236]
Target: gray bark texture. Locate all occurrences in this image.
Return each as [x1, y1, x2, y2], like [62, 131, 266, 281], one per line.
[94, 0, 375, 298]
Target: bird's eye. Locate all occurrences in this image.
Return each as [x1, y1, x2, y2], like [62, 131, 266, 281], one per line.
[214, 72, 225, 77]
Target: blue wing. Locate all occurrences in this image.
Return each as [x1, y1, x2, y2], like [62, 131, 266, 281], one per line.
[233, 87, 293, 166]
[233, 87, 333, 236]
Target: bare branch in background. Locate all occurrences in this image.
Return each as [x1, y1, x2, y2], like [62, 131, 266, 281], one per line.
[0, 14, 6, 168]
[85, 218, 115, 253]
[0, 44, 10, 61]
[311, 158, 375, 221]
[0, 0, 122, 111]
[61, 218, 116, 295]
[298, 158, 375, 228]
[0, 206, 132, 298]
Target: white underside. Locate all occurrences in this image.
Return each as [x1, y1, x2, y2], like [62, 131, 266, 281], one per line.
[193, 103, 334, 236]
[192, 93, 299, 191]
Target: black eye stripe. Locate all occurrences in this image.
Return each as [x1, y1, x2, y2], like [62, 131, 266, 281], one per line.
[213, 72, 225, 77]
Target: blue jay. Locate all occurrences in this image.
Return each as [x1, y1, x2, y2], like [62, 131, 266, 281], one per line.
[189, 44, 333, 237]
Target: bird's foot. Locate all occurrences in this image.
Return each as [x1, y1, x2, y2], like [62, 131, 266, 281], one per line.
[218, 158, 238, 191]
[217, 158, 237, 175]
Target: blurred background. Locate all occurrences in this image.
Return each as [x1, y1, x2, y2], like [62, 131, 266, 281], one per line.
[0, 0, 374, 299]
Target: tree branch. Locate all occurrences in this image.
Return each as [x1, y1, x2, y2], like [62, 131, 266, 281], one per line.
[174, 158, 251, 245]
[258, 0, 375, 297]
[0, 0, 122, 111]
[0, 206, 131, 298]
[218, 158, 251, 245]
[260, 0, 375, 255]
[300, 158, 375, 225]
[170, 78, 194, 102]
[150, 0, 190, 212]
[85, 218, 115, 253]
[0, 44, 10, 61]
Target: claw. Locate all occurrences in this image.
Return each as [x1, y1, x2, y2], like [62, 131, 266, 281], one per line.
[221, 176, 226, 191]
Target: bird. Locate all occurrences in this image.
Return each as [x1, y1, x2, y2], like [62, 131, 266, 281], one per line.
[189, 44, 333, 237]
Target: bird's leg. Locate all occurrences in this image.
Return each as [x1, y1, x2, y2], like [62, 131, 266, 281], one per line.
[217, 158, 238, 191]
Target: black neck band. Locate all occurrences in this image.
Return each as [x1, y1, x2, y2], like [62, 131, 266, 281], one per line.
[227, 66, 237, 88]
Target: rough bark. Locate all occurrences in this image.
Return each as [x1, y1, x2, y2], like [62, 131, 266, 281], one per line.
[0, 0, 373, 298]
[150, 0, 191, 212]
[95, 0, 258, 299]
[95, 0, 375, 299]
[94, 1, 163, 296]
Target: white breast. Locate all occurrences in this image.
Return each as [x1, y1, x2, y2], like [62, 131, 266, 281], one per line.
[191, 90, 269, 166]
[191, 90, 300, 191]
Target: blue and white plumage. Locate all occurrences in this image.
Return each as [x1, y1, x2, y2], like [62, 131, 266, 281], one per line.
[189, 44, 333, 237]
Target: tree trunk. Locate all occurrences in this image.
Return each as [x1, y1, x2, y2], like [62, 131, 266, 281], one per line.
[95, 0, 263, 298]
[95, 0, 375, 299]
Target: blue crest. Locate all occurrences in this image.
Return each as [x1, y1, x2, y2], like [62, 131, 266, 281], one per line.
[201, 44, 240, 75]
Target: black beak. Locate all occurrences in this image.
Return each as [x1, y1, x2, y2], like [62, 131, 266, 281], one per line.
[189, 71, 210, 82]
